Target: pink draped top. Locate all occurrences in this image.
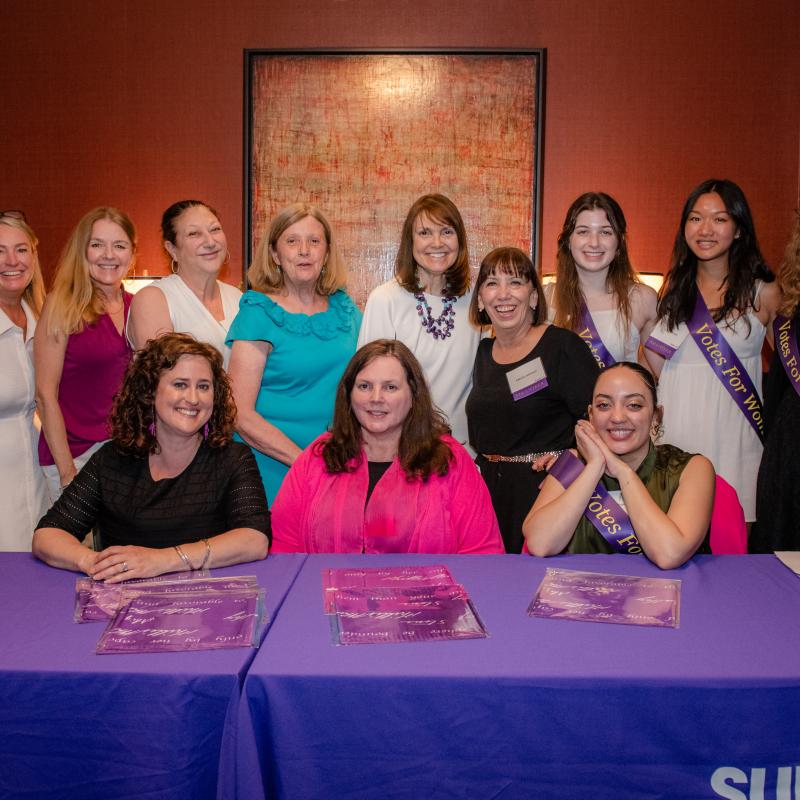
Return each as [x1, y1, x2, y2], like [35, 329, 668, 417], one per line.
[271, 434, 504, 554]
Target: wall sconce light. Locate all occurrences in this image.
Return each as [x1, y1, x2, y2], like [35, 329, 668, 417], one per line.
[123, 276, 158, 294]
[540, 272, 664, 291]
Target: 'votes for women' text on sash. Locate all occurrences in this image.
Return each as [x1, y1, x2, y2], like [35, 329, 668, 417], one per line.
[577, 301, 616, 368]
[687, 295, 764, 442]
[773, 315, 800, 399]
[646, 295, 764, 443]
[548, 451, 642, 554]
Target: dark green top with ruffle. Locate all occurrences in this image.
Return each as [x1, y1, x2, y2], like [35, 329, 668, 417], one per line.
[566, 442, 711, 555]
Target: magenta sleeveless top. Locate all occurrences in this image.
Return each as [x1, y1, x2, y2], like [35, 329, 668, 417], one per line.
[38, 293, 133, 464]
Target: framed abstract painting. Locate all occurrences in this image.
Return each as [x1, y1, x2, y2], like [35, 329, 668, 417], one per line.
[244, 49, 545, 305]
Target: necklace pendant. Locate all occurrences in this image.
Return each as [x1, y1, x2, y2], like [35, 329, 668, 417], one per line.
[414, 290, 457, 341]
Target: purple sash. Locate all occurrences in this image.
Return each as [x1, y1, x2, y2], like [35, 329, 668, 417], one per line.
[643, 334, 678, 360]
[773, 315, 800, 399]
[548, 451, 643, 554]
[577, 301, 616, 368]
[687, 294, 764, 442]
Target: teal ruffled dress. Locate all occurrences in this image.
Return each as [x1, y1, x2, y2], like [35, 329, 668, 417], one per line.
[226, 290, 361, 502]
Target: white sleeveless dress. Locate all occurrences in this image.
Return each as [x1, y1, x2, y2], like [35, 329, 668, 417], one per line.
[545, 285, 640, 363]
[127, 274, 242, 368]
[589, 309, 640, 363]
[652, 287, 765, 521]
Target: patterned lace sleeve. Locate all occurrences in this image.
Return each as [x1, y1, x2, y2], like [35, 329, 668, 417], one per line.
[224, 444, 271, 538]
[36, 451, 103, 539]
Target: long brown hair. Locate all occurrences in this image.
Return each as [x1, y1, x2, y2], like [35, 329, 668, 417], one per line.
[111, 333, 236, 456]
[778, 210, 800, 318]
[395, 194, 471, 297]
[320, 339, 453, 480]
[553, 192, 638, 333]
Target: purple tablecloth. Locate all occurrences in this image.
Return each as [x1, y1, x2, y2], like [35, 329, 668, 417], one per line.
[0, 553, 305, 800]
[236, 553, 800, 800]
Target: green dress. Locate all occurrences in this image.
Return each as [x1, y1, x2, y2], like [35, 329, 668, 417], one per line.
[566, 443, 710, 554]
[226, 289, 361, 503]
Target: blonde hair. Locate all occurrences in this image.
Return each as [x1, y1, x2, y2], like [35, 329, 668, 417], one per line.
[0, 216, 45, 316]
[778, 211, 800, 318]
[248, 203, 347, 296]
[46, 207, 136, 337]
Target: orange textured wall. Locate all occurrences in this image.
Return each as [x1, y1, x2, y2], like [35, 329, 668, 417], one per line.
[2, 0, 798, 285]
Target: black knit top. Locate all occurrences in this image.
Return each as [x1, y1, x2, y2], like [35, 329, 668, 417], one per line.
[37, 441, 271, 549]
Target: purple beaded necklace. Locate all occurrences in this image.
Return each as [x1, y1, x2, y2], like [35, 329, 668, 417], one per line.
[413, 287, 456, 340]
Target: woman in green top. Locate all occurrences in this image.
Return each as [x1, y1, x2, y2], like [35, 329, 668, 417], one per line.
[523, 362, 714, 568]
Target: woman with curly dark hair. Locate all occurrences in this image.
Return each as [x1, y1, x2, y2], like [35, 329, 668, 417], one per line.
[270, 339, 502, 553]
[644, 179, 781, 524]
[32, 333, 270, 581]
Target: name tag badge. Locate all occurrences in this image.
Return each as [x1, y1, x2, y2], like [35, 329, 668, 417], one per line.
[506, 357, 548, 401]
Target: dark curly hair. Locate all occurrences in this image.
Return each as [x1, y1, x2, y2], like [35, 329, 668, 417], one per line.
[320, 339, 453, 480]
[111, 333, 236, 455]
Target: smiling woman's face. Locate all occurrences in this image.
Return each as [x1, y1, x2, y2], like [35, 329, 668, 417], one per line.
[350, 355, 413, 444]
[0, 224, 35, 302]
[270, 215, 328, 292]
[154, 354, 214, 441]
[568, 208, 618, 274]
[85, 218, 133, 289]
[683, 191, 737, 265]
[589, 366, 657, 464]
[166, 204, 227, 277]
[411, 213, 459, 289]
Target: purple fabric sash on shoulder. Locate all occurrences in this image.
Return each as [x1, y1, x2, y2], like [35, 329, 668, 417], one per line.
[773, 315, 800, 399]
[686, 294, 764, 442]
[577, 301, 616, 368]
[548, 451, 643, 555]
[643, 334, 678, 360]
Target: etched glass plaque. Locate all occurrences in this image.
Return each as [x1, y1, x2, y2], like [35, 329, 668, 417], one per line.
[527, 568, 681, 628]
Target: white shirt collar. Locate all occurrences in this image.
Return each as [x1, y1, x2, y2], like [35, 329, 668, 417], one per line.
[0, 299, 36, 342]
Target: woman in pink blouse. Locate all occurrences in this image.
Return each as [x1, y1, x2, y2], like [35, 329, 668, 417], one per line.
[271, 339, 503, 553]
[35, 207, 136, 500]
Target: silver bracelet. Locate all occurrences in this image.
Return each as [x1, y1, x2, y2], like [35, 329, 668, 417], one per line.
[174, 545, 192, 571]
[199, 538, 212, 570]
[481, 450, 563, 464]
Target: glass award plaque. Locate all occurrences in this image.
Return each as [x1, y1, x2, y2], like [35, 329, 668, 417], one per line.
[331, 595, 488, 645]
[321, 565, 456, 613]
[95, 588, 267, 654]
[75, 574, 257, 623]
[527, 568, 681, 628]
